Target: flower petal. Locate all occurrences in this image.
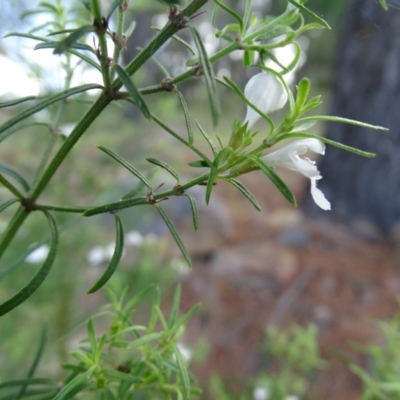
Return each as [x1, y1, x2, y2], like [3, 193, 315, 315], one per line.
[310, 177, 331, 210]
[244, 72, 288, 128]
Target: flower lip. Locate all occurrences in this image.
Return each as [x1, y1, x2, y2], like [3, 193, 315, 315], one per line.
[262, 138, 331, 210]
[244, 71, 288, 128]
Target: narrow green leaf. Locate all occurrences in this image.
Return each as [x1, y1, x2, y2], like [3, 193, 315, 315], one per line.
[254, 26, 292, 42]
[190, 27, 220, 126]
[205, 166, 218, 205]
[226, 178, 262, 211]
[287, 0, 331, 29]
[279, 132, 376, 158]
[183, 194, 199, 231]
[35, 41, 94, 53]
[0, 164, 30, 192]
[83, 196, 148, 216]
[154, 205, 192, 268]
[128, 332, 163, 349]
[0, 84, 103, 139]
[188, 160, 208, 168]
[242, 0, 252, 32]
[219, 76, 274, 133]
[296, 115, 388, 131]
[0, 211, 58, 317]
[122, 284, 155, 314]
[0, 199, 18, 213]
[294, 77, 310, 115]
[68, 49, 102, 71]
[196, 121, 217, 157]
[0, 96, 38, 109]
[102, 369, 143, 384]
[244, 154, 296, 206]
[176, 303, 201, 329]
[3, 32, 49, 41]
[0, 173, 24, 199]
[87, 215, 124, 294]
[177, 91, 194, 145]
[53, 25, 94, 54]
[214, 0, 243, 33]
[173, 344, 191, 398]
[38, 1, 59, 13]
[378, 0, 388, 10]
[0, 378, 54, 390]
[115, 64, 150, 119]
[124, 20, 137, 38]
[106, 0, 124, 20]
[168, 285, 181, 329]
[146, 158, 180, 183]
[98, 146, 151, 188]
[87, 319, 97, 352]
[53, 367, 94, 400]
[15, 325, 48, 400]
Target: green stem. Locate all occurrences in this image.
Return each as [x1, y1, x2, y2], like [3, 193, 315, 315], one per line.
[35, 204, 89, 213]
[110, 4, 126, 80]
[0, 0, 209, 260]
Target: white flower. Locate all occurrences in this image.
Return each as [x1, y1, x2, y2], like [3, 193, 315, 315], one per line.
[244, 72, 288, 128]
[253, 386, 270, 400]
[262, 138, 331, 210]
[86, 246, 108, 265]
[125, 230, 144, 246]
[25, 244, 50, 264]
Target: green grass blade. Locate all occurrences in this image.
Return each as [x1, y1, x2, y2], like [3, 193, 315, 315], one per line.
[0, 211, 58, 317]
[226, 178, 262, 211]
[154, 205, 192, 268]
[0, 84, 103, 139]
[87, 214, 124, 294]
[190, 27, 220, 126]
[115, 64, 150, 119]
[98, 146, 151, 188]
[53, 25, 94, 54]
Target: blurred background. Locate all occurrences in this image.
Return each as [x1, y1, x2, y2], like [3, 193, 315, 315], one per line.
[1, 1, 399, 399]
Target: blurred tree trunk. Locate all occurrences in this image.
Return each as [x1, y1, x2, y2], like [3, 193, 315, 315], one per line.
[305, 0, 400, 232]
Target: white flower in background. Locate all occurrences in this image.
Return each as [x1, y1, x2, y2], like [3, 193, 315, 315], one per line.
[125, 230, 144, 246]
[285, 396, 300, 400]
[262, 138, 331, 210]
[253, 386, 270, 400]
[58, 123, 75, 138]
[177, 343, 192, 362]
[25, 244, 49, 264]
[244, 72, 288, 128]
[86, 246, 108, 266]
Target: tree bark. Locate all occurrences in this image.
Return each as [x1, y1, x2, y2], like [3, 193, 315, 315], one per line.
[305, 0, 400, 231]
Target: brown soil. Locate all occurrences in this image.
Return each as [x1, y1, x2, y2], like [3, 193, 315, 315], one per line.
[177, 171, 399, 399]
